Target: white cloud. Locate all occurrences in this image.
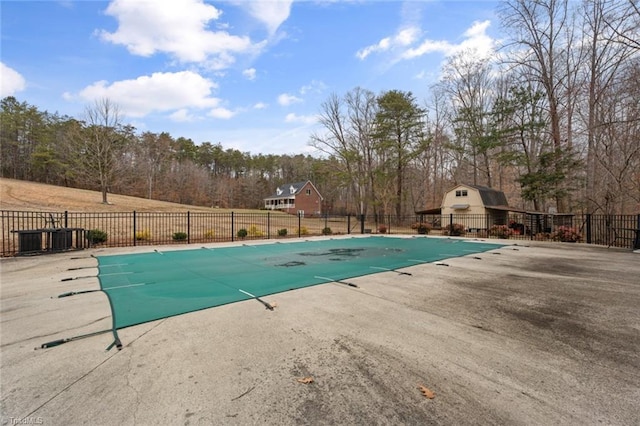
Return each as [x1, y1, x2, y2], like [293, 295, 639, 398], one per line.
[0, 63, 26, 97]
[401, 39, 453, 59]
[253, 102, 268, 109]
[356, 26, 420, 60]
[299, 80, 327, 95]
[456, 20, 495, 59]
[169, 109, 196, 122]
[68, 71, 221, 117]
[209, 107, 235, 119]
[99, 0, 259, 66]
[277, 93, 302, 106]
[358, 20, 496, 63]
[242, 68, 257, 80]
[285, 113, 317, 125]
[236, 0, 293, 35]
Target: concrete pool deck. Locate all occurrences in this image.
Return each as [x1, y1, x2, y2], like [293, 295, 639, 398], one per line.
[1, 236, 639, 425]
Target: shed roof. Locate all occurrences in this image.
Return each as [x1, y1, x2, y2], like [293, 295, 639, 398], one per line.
[466, 184, 509, 207]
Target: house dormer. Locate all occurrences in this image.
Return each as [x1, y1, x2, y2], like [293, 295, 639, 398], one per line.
[289, 185, 296, 194]
[276, 187, 282, 196]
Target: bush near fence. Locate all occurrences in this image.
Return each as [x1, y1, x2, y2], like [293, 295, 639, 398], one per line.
[1, 211, 638, 256]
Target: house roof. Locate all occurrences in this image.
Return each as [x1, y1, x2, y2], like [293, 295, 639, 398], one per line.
[264, 181, 323, 200]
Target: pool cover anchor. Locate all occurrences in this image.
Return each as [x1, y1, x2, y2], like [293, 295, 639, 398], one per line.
[61, 275, 96, 282]
[369, 266, 412, 276]
[56, 289, 101, 298]
[238, 289, 276, 311]
[106, 335, 123, 351]
[36, 329, 114, 350]
[314, 276, 359, 288]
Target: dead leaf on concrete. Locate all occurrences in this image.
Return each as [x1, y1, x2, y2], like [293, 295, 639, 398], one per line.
[418, 385, 435, 399]
[297, 377, 314, 384]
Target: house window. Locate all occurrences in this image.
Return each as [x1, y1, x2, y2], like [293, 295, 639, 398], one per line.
[306, 189, 311, 195]
[455, 190, 468, 197]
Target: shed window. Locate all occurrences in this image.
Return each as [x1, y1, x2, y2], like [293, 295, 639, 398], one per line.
[455, 190, 468, 197]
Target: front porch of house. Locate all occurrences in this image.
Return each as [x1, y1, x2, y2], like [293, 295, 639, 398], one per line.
[264, 198, 295, 211]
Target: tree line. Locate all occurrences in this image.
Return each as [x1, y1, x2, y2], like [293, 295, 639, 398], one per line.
[1, 0, 638, 216]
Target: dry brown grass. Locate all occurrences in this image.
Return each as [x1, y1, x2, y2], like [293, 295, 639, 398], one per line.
[0, 179, 359, 255]
[0, 178, 262, 213]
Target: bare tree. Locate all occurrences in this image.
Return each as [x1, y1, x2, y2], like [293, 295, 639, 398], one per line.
[67, 99, 128, 204]
[581, 0, 640, 213]
[137, 132, 174, 199]
[500, 0, 575, 211]
[602, 0, 640, 51]
[439, 52, 497, 187]
[310, 88, 378, 216]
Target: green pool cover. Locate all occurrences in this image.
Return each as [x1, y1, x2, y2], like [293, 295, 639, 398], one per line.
[96, 236, 503, 348]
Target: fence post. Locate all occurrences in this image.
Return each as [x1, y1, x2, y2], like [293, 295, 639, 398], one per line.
[133, 211, 137, 246]
[64, 211, 68, 228]
[449, 213, 453, 231]
[635, 214, 640, 250]
[586, 214, 592, 244]
[231, 211, 235, 242]
[347, 214, 351, 234]
[360, 214, 365, 234]
[187, 211, 191, 244]
[529, 214, 533, 241]
[267, 212, 271, 239]
[298, 212, 302, 238]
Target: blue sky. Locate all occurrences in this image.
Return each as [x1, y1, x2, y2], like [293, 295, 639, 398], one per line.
[1, 0, 500, 155]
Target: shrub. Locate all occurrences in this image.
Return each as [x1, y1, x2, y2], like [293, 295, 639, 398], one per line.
[277, 228, 288, 237]
[534, 232, 550, 241]
[489, 225, 514, 239]
[135, 229, 151, 240]
[237, 228, 248, 239]
[444, 223, 466, 236]
[551, 226, 581, 242]
[411, 222, 432, 234]
[204, 229, 215, 239]
[172, 232, 187, 241]
[86, 229, 107, 244]
[247, 224, 264, 237]
[322, 227, 332, 235]
[378, 224, 387, 234]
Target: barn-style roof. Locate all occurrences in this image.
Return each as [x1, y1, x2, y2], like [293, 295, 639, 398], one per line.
[467, 184, 509, 207]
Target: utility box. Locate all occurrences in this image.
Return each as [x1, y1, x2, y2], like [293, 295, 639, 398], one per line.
[17, 231, 43, 253]
[51, 229, 73, 251]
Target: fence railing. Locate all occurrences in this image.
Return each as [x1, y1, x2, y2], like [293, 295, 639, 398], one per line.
[1, 210, 638, 256]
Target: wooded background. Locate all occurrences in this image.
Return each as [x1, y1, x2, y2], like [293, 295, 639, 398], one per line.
[1, 0, 638, 216]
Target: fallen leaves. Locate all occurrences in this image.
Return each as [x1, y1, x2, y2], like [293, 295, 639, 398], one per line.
[297, 377, 314, 384]
[418, 385, 435, 399]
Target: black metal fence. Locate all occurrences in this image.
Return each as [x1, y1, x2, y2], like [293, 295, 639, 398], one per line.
[1, 210, 638, 256]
